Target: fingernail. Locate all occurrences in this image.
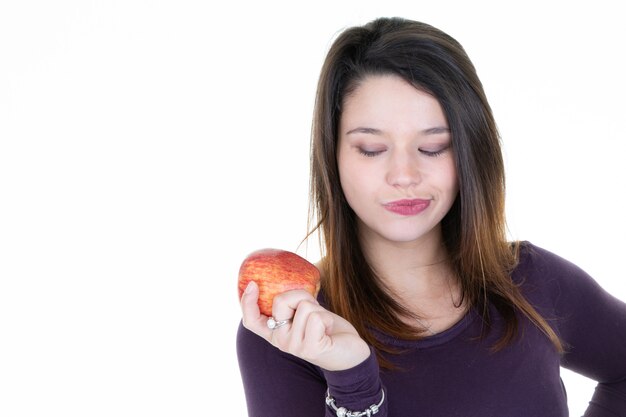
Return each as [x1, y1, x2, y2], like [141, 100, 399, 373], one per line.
[245, 281, 255, 294]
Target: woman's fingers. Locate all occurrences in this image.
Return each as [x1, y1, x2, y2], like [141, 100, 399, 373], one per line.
[273, 297, 327, 350]
[270, 289, 318, 323]
[240, 284, 370, 370]
[239, 281, 274, 339]
[240, 283, 316, 342]
[268, 290, 319, 345]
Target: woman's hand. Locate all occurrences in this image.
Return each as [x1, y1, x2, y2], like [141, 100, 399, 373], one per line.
[240, 281, 371, 371]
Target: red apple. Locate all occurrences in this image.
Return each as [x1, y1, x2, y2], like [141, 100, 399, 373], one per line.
[238, 248, 321, 317]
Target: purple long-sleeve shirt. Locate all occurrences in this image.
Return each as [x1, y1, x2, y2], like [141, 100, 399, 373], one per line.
[237, 242, 626, 416]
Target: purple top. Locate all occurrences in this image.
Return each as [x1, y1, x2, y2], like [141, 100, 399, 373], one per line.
[237, 242, 626, 416]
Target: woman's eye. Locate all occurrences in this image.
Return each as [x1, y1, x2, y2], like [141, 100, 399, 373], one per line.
[419, 145, 449, 157]
[358, 148, 384, 157]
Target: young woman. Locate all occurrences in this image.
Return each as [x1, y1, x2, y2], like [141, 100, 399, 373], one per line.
[237, 17, 626, 416]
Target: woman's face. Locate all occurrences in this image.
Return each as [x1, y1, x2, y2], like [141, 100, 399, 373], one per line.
[337, 74, 459, 245]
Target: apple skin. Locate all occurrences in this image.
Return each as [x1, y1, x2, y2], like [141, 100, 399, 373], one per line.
[238, 248, 321, 317]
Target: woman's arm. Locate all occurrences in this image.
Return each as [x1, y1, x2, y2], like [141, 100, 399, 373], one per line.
[556, 267, 626, 416]
[237, 283, 385, 416]
[236, 321, 327, 416]
[529, 245, 626, 416]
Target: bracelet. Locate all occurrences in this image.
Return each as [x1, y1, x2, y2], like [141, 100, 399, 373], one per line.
[325, 388, 385, 417]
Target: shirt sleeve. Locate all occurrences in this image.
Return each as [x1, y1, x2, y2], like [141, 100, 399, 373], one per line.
[236, 321, 387, 417]
[526, 244, 626, 416]
[322, 346, 386, 416]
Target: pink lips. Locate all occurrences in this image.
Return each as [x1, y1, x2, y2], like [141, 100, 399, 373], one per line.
[383, 199, 430, 216]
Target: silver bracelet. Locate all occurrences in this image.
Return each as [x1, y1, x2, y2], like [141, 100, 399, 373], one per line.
[325, 388, 384, 417]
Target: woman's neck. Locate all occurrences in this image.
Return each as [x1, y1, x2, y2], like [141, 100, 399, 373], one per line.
[359, 225, 464, 323]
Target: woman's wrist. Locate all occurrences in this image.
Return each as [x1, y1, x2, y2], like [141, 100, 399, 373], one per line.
[323, 338, 371, 371]
[322, 346, 383, 416]
[325, 387, 385, 416]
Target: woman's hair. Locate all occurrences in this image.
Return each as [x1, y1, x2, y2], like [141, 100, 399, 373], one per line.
[307, 17, 562, 369]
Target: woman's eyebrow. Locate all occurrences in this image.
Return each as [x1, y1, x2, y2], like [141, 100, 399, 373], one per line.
[423, 126, 450, 135]
[346, 126, 450, 135]
[345, 127, 383, 135]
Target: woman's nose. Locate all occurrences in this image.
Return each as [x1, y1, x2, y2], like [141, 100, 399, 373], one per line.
[386, 151, 421, 188]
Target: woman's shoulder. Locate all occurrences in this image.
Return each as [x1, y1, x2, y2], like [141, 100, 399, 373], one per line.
[512, 240, 598, 304]
[514, 240, 586, 279]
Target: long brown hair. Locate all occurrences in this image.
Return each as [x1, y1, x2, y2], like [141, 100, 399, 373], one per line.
[307, 17, 562, 369]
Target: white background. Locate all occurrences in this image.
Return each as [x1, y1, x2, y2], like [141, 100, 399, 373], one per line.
[1, 1, 624, 416]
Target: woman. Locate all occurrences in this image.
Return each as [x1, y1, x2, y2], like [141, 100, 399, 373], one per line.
[237, 17, 626, 416]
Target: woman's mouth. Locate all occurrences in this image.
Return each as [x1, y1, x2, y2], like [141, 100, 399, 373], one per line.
[383, 199, 431, 216]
